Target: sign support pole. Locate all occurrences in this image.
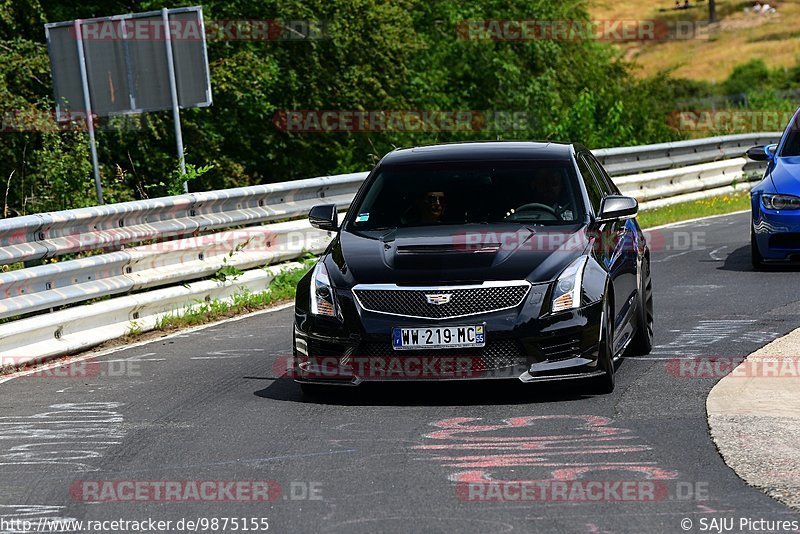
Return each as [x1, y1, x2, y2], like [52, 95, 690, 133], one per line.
[74, 19, 104, 204]
[162, 8, 188, 193]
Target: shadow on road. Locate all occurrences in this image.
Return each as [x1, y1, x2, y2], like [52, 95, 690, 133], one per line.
[718, 245, 800, 273]
[718, 245, 756, 272]
[252, 372, 619, 407]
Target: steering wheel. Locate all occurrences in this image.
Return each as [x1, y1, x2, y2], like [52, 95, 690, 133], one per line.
[505, 202, 560, 221]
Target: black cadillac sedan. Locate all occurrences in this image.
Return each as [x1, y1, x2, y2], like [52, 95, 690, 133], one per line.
[292, 142, 653, 395]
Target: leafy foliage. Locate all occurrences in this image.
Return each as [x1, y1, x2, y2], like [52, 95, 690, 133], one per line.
[0, 0, 797, 216]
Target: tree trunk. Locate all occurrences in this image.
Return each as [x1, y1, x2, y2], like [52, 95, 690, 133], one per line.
[709, 0, 717, 22]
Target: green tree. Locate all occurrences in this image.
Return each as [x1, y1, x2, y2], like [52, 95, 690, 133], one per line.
[3, 0, 796, 215]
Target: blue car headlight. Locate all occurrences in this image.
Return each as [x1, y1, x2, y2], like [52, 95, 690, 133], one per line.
[762, 194, 800, 211]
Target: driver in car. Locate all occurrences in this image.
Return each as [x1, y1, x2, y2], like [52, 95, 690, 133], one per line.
[401, 190, 446, 225]
[507, 168, 574, 221]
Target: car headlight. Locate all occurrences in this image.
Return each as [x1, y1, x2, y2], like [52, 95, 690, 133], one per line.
[551, 257, 587, 313]
[762, 194, 800, 210]
[310, 262, 338, 317]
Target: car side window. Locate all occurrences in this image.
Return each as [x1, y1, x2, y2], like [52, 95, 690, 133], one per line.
[576, 154, 603, 214]
[585, 154, 620, 195]
[783, 129, 800, 157]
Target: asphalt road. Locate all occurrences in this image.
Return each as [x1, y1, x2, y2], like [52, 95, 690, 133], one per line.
[2, 211, 800, 534]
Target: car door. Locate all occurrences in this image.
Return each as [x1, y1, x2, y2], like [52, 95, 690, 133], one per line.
[575, 154, 620, 319]
[582, 153, 639, 345]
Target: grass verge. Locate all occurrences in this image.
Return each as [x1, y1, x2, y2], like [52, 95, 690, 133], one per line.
[147, 259, 315, 334]
[638, 192, 750, 228]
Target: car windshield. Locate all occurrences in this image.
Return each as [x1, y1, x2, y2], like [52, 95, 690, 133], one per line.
[348, 160, 585, 230]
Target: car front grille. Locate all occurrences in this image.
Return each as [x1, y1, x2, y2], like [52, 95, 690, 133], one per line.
[352, 282, 531, 319]
[355, 339, 526, 372]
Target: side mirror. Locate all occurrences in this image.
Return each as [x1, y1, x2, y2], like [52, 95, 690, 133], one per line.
[309, 204, 339, 232]
[746, 144, 777, 161]
[597, 195, 638, 223]
[766, 143, 778, 159]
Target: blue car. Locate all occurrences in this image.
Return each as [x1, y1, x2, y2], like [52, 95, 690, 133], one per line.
[747, 107, 800, 268]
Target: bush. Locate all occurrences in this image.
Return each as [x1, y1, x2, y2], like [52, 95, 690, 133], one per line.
[722, 59, 771, 99]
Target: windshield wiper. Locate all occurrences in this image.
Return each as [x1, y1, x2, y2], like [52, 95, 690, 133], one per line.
[481, 220, 539, 233]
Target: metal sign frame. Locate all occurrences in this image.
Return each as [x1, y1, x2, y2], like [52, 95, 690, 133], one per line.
[45, 6, 212, 117]
[44, 6, 212, 202]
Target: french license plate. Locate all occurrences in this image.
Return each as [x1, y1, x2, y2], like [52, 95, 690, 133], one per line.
[392, 325, 485, 350]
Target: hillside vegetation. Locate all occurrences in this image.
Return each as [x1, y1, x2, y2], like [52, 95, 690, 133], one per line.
[591, 0, 800, 81]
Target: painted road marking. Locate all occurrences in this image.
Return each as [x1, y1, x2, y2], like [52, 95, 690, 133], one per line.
[709, 246, 729, 261]
[415, 415, 681, 503]
[0, 402, 124, 470]
[653, 319, 758, 357]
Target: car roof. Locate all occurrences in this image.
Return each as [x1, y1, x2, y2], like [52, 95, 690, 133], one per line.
[380, 141, 576, 165]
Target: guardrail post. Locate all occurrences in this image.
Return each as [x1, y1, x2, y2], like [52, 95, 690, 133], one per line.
[162, 8, 188, 194]
[74, 19, 104, 204]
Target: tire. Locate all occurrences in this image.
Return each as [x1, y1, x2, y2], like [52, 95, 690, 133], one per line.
[590, 299, 615, 394]
[751, 226, 765, 270]
[628, 257, 654, 356]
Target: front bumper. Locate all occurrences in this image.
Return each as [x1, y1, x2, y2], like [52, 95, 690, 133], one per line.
[292, 286, 604, 385]
[753, 201, 800, 262]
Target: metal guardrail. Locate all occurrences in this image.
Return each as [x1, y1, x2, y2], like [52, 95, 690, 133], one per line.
[0, 172, 366, 265]
[616, 158, 749, 203]
[0, 133, 782, 367]
[0, 263, 306, 360]
[593, 132, 781, 176]
[0, 219, 332, 320]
